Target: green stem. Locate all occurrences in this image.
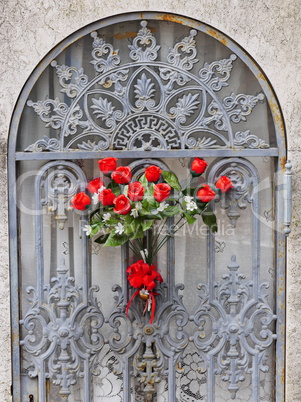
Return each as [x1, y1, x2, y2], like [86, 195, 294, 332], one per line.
[129, 240, 142, 259]
[151, 216, 185, 259]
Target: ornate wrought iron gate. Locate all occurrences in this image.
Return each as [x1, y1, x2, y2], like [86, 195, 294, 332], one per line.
[9, 13, 289, 401]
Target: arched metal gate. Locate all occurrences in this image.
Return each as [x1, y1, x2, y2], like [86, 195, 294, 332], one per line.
[9, 12, 290, 401]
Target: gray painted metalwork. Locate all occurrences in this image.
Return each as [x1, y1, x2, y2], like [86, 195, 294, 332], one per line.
[25, 20, 268, 154]
[192, 255, 276, 401]
[284, 160, 292, 235]
[20, 259, 105, 398]
[8, 11, 288, 402]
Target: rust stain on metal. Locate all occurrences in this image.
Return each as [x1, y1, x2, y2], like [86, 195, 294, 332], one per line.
[46, 378, 50, 397]
[257, 72, 266, 81]
[269, 100, 286, 140]
[206, 29, 228, 46]
[11, 331, 19, 346]
[157, 14, 184, 24]
[114, 32, 137, 40]
[280, 156, 286, 172]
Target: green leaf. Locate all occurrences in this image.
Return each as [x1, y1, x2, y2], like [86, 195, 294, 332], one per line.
[124, 214, 134, 225]
[196, 199, 209, 212]
[147, 183, 155, 196]
[182, 187, 196, 196]
[131, 228, 144, 240]
[162, 170, 182, 192]
[103, 233, 129, 247]
[142, 197, 158, 213]
[94, 233, 109, 244]
[139, 173, 148, 188]
[202, 211, 218, 232]
[108, 180, 121, 196]
[161, 205, 182, 217]
[90, 222, 104, 237]
[142, 219, 154, 231]
[124, 218, 142, 234]
[184, 212, 197, 224]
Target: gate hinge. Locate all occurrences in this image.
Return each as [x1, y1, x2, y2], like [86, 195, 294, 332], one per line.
[10, 384, 13, 396]
[284, 160, 292, 236]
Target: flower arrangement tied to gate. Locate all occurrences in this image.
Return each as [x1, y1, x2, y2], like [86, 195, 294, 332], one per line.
[71, 157, 233, 323]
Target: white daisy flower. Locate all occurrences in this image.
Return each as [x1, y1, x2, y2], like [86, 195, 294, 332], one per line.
[136, 201, 142, 210]
[186, 201, 198, 211]
[103, 212, 111, 222]
[115, 222, 124, 235]
[157, 201, 168, 212]
[184, 195, 194, 203]
[83, 225, 92, 236]
[92, 193, 99, 204]
[184, 195, 198, 212]
[130, 209, 139, 218]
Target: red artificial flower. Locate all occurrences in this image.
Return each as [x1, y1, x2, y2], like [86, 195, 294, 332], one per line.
[98, 188, 116, 206]
[216, 176, 234, 193]
[98, 157, 118, 175]
[126, 260, 163, 291]
[113, 194, 132, 215]
[111, 166, 132, 185]
[128, 181, 145, 201]
[153, 183, 171, 202]
[145, 165, 162, 182]
[71, 192, 91, 210]
[197, 184, 216, 202]
[86, 177, 104, 194]
[190, 158, 208, 177]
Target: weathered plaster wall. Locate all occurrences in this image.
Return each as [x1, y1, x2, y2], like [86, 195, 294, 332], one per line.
[0, 0, 300, 400]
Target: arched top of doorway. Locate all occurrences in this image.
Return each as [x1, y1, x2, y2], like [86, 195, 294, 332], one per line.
[9, 11, 286, 161]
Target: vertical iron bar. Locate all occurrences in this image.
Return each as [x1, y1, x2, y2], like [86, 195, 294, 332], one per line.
[284, 161, 292, 236]
[167, 216, 175, 399]
[9, 159, 21, 401]
[275, 160, 286, 402]
[168, 359, 175, 402]
[38, 361, 46, 402]
[207, 354, 215, 402]
[84, 359, 90, 402]
[167, 217, 175, 303]
[252, 173, 260, 305]
[35, 174, 44, 303]
[122, 244, 131, 402]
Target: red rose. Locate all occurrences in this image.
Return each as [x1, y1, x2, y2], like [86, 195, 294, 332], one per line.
[153, 183, 171, 202]
[190, 158, 208, 176]
[98, 189, 116, 206]
[71, 192, 91, 210]
[113, 194, 132, 215]
[86, 177, 104, 194]
[126, 260, 163, 290]
[145, 165, 162, 182]
[111, 166, 132, 185]
[197, 184, 216, 202]
[98, 157, 118, 175]
[216, 176, 234, 193]
[128, 181, 145, 201]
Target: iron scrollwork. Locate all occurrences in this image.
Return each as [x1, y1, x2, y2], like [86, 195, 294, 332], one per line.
[20, 259, 105, 397]
[25, 20, 268, 153]
[192, 255, 276, 400]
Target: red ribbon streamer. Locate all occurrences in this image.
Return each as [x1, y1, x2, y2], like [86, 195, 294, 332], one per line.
[149, 291, 156, 324]
[125, 289, 140, 318]
[126, 289, 159, 324]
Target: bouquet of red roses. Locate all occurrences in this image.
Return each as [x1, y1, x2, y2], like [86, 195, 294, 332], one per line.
[71, 157, 233, 322]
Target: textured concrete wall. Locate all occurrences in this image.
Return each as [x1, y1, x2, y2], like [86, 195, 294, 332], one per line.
[1, 0, 300, 400]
